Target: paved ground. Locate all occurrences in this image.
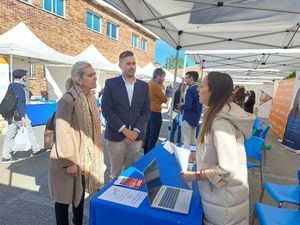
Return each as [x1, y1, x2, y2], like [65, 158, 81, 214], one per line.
[0, 114, 299, 225]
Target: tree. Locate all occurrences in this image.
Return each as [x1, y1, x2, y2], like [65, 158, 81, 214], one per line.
[165, 55, 184, 70]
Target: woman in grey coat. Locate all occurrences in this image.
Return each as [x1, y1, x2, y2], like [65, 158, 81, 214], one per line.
[182, 72, 255, 225]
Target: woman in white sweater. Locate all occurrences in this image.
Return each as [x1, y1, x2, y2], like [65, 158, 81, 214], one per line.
[182, 72, 255, 225]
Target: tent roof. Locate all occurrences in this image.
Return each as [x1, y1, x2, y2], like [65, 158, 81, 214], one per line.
[0, 22, 73, 64]
[186, 49, 300, 82]
[73, 45, 120, 72]
[106, 0, 300, 50]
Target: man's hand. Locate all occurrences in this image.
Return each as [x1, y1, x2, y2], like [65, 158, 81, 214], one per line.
[66, 165, 78, 176]
[124, 137, 134, 145]
[122, 128, 138, 141]
[21, 117, 27, 127]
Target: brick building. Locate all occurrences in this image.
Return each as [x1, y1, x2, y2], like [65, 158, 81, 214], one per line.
[0, 0, 157, 95]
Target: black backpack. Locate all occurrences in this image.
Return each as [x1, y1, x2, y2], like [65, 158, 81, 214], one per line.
[0, 90, 17, 120]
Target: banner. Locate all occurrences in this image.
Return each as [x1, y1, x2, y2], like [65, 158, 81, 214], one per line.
[282, 73, 300, 153]
[257, 84, 273, 118]
[0, 56, 9, 102]
[269, 79, 295, 139]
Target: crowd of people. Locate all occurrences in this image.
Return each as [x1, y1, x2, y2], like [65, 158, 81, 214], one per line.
[1, 50, 258, 225]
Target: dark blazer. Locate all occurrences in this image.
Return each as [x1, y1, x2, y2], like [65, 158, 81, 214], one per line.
[102, 75, 151, 142]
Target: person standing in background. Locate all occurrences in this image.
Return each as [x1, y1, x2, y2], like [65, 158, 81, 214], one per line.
[244, 90, 256, 113]
[181, 71, 203, 150]
[169, 82, 185, 144]
[144, 68, 168, 154]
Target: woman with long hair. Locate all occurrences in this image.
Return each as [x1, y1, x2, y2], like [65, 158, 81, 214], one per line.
[181, 72, 255, 225]
[49, 61, 105, 225]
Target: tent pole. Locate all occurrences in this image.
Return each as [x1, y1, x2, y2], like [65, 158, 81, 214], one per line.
[9, 54, 13, 82]
[183, 54, 187, 78]
[168, 48, 180, 133]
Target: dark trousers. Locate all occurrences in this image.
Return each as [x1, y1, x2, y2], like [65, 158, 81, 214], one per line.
[169, 118, 182, 144]
[144, 111, 162, 154]
[55, 176, 85, 225]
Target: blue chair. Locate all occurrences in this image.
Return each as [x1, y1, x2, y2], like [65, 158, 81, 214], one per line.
[257, 124, 272, 165]
[259, 169, 300, 208]
[245, 136, 265, 193]
[252, 118, 264, 135]
[254, 203, 300, 225]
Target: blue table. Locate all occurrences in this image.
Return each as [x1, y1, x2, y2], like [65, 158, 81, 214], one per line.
[89, 145, 203, 225]
[26, 101, 57, 126]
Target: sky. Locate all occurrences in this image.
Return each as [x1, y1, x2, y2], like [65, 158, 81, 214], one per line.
[154, 39, 194, 68]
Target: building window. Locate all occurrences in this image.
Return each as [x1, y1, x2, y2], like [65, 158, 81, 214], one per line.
[132, 34, 138, 48]
[87, 12, 102, 33]
[43, 0, 65, 17]
[106, 21, 119, 40]
[141, 38, 147, 51]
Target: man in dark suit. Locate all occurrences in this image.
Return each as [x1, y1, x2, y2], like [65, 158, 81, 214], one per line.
[102, 51, 150, 180]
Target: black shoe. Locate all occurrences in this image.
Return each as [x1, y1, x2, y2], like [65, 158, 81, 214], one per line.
[1, 157, 17, 163]
[32, 148, 47, 156]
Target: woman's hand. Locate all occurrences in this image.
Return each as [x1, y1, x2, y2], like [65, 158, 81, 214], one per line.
[67, 165, 78, 176]
[181, 171, 196, 182]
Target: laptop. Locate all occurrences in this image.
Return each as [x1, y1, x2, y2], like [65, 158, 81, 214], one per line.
[143, 158, 193, 214]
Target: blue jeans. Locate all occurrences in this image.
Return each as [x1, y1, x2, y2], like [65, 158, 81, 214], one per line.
[144, 112, 162, 154]
[169, 113, 182, 144]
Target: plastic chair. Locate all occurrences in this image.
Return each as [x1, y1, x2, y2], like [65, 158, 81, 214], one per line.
[254, 203, 300, 225]
[245, 136, 265, 193]
[259, 169, 300, 208]
[258, 125, 272, 165]
[251, 118, 264, 135]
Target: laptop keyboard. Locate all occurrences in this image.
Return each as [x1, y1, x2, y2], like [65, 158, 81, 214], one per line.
[158, 187, 180, 209]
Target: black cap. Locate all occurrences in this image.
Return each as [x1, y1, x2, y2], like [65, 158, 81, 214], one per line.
[13, 69, 28, 78]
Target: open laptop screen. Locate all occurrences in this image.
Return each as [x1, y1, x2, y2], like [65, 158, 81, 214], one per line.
[143, 159, 163, 204]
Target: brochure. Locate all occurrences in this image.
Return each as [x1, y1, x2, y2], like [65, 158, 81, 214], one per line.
[98, 186, 147, 208]
[114, 176, 144, 189]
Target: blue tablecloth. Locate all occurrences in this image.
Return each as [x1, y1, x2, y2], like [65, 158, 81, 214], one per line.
[89, 145, 203, 225]
[26, 101, 57, 126]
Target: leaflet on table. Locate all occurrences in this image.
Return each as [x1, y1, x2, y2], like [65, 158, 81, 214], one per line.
[174, 146, 190, 172]
[98, 186, 147, 208]
[114, 176, 144, 189]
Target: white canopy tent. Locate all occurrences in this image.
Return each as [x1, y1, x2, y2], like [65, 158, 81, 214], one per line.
[139, 63, 156, 78]
[186, 48, 300, 82]
[46, 45, 122, 99]
[106, 0, 300, 84]
[73, 45, 120, 72]
[106, 0, 300, 51]
[0, 22, 73, 80]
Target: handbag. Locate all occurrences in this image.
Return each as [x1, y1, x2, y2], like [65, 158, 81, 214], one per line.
[13, 126, 31, 152]
[44, 113, 55, 149]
